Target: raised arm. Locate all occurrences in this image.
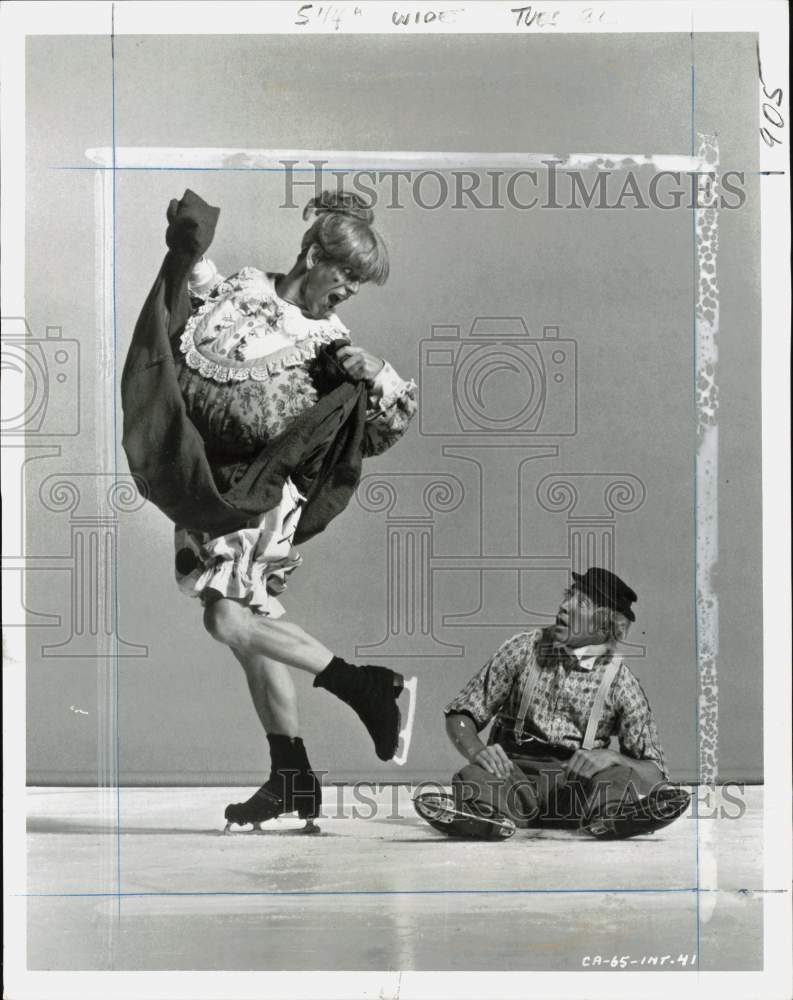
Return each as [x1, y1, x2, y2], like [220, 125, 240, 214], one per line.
[187, 256, 224, 302]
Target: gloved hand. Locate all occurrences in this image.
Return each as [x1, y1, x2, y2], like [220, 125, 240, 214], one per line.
[164, 189, 219, 258]
[309, 337, 355, 395]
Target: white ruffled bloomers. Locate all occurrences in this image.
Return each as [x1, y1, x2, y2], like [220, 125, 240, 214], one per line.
[174, 478, 304, 618]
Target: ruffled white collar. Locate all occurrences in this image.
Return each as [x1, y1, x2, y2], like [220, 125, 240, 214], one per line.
[179, 267, 349, 384]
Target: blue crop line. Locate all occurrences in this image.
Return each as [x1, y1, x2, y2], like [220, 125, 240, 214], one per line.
[20, 887, 699, 899]
[110, 2, 122, 922]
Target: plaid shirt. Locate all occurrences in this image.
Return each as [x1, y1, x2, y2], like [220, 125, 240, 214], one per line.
[444, 628, 668, 778]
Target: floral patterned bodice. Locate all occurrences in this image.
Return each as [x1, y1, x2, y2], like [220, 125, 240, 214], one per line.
[175, 265, 416, 462]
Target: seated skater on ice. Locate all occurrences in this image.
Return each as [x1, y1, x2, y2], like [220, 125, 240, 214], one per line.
[122, 188, 418, 833]
[414, 568, 690, 841]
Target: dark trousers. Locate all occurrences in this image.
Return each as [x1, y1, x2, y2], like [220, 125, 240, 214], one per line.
[452, 750, 657, 829]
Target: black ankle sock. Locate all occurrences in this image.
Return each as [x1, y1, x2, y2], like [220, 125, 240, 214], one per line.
[313, 655, 353, 688]
[267, 733, 307, 770]
[267, 733, 305, 749]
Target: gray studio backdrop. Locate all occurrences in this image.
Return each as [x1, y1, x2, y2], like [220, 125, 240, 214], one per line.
[23, 32, 761, 785]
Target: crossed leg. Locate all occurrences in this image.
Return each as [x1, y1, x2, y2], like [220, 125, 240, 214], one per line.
[204, 597, 334, 675]
[203, 594, 412, 765]
[452, 755, 665, 836]
[206, 596, 415, 829]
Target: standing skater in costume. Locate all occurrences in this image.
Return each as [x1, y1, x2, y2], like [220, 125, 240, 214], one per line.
[122, 189, 418, 833]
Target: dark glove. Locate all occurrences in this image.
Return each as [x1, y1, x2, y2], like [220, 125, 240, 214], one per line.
[164, 189, 220, 259]
[308, 337, 355, 396]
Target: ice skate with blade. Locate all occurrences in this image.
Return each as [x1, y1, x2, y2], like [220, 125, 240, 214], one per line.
[223, 734, 322, 835]
[413, 791, 516, 840]
[314, 657, 417, 764]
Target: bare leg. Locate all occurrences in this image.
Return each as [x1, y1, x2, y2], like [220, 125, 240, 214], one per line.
[204, 596, 415, 765]
[224, 647, 321, 833]
[204, 598, 332, 674]
[232, 649, 300, 737]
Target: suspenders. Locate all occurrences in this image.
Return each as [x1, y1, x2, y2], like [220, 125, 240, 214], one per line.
[581, 657, 622, 750]
[513, 642, 542, 742]
[513, 641, 623, 749]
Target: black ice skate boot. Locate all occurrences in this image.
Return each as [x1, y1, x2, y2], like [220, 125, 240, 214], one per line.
[224, 734, 322, 834]
[313, 657, 417, 764]
[580, 785, 691, 840]
[413, 792, 516, 841]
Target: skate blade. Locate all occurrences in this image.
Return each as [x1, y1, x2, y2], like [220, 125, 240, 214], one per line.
[413, 792, 516, 839]
[222, 819, 320, 836]
[413, 792, 456, 825]
[392, 675, 418, 766]
[222, 822, 266, 835]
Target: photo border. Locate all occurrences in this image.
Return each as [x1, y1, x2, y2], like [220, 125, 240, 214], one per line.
[2, 3, 790, 998]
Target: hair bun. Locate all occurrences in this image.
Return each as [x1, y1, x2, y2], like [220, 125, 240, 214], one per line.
[302, 190, 374, 225]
